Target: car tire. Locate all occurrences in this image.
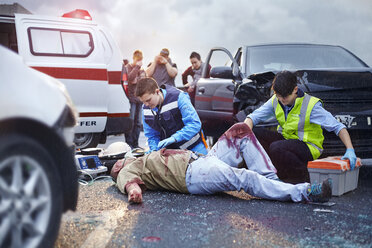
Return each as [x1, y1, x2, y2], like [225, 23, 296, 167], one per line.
[0, 134, 63, 248]
[74, 132, 100, 149]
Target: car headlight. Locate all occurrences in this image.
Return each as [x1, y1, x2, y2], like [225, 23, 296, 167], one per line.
[60, 83, 78, 127]
[53, 105, 77, 146]
[52, 79, 78, 146]
[63, 126, 75, 147]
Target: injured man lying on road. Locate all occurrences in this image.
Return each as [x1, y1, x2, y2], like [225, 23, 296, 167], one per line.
[112, 123, 332, 204]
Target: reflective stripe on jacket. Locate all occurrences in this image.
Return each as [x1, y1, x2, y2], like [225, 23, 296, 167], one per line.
[272, 93, 324, 159]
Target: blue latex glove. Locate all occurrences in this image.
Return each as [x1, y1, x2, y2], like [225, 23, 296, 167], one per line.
[342, 148, 357, 170]
[145, 150, 152, 155]
[157, 137, 176, 150]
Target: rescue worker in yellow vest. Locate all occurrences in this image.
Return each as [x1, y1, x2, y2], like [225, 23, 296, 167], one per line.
[244, 71, 356, 184]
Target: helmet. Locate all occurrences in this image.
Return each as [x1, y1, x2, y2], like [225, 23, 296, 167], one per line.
[104, 142, 131, 155]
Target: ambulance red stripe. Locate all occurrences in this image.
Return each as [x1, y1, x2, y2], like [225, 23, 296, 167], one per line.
[32, 67, 122, 85]
[107, 113, 130, 117]
[32, 67, 108, 80]
[79, 112, 107, 117]
[79, 112, 130, 117]
[31, 67, 128, 117]
[108, 71, 121, 85]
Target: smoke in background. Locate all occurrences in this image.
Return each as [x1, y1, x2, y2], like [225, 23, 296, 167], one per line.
[3, 0, 372, 84]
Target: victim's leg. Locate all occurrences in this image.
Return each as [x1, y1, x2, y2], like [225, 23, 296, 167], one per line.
[185, 155, 309, 202]
[208, 123, 278, 179]
[252, 127, 284, 154]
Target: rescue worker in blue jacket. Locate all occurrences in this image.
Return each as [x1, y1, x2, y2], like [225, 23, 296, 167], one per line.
[244, 70, 357, 184]
[135, 77, 208, 155]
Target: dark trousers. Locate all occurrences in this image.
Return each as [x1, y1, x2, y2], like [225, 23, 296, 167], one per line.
[188, 89, 196, 106]
[253, 127, 313, 184]
[125, 102, 142, 148]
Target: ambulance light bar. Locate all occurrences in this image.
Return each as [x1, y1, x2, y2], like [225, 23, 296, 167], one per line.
[62, 9, 92, 20]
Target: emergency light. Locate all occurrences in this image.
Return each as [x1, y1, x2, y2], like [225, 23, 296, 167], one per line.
[62, 9, 92, 20]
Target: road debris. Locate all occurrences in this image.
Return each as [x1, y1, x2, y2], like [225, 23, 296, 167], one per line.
[313, 208, 335, 213]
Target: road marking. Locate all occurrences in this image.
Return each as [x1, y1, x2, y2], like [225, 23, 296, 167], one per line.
[81, 210, 126, 248]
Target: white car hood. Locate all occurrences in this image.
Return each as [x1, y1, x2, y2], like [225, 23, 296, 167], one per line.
[0, 46, 67, 127]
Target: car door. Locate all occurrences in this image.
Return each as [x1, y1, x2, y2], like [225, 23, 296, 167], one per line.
[195, 47, 241, 137]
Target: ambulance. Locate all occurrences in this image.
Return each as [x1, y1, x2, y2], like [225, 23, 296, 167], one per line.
[0, 8, 131, 148]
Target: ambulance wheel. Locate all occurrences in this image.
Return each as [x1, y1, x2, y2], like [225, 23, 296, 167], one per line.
[0, 134, 62, 248]
[74, 133, 100, 149]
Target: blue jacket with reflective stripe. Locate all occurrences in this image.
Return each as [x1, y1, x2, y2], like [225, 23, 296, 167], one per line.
[143, 85, 207, 154]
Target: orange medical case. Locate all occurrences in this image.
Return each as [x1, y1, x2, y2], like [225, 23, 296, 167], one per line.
[307, 156, 362, 196]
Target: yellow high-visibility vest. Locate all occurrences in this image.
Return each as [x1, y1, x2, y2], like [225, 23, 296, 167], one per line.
[272, 93, 324, 159]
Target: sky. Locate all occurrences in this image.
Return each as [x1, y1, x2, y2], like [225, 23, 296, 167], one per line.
[2, 0, 372, 85]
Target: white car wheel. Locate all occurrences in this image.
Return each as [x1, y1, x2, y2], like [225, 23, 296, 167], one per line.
[0, 135, 62, 248]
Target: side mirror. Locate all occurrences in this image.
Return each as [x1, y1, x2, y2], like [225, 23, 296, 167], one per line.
[210, 66, 233, 79]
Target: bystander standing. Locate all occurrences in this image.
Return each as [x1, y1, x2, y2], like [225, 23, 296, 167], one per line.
[125, 50, 146, 148]
[146, 48, 178, 87]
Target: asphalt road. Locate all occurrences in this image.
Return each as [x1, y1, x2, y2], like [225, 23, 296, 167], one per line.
[54, 134, 372, 248]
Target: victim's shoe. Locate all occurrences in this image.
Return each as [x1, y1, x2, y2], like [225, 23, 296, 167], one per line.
[307, 178, 332, 203]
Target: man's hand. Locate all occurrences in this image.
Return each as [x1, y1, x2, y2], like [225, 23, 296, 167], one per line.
[154, 55, 161, 63]
[187, 85, 195, 93]
[244, 117, 254, 130]
[157, 137, 176, 150]
[342, 148, 357, 170]
[157, 55, 168, 64]
[135, 60, 143, 67]
[126, 183, 142, 204]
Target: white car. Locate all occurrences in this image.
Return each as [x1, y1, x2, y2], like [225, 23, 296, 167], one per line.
[0, 45, 78, 248]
